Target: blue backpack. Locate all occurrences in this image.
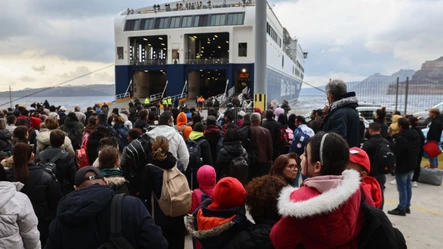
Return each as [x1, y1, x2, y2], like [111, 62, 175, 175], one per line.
[290, 128, 310, 156]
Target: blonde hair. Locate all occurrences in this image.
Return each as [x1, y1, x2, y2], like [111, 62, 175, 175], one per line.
[45, 116, 59, 130]
[429, 108, 440, 116]
[152, 136, 169, 161]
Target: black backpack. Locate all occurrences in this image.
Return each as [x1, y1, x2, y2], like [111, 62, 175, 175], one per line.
[185, 139, 205, 190]
[98, 194, 135, 249]
[229, 154, 249, 185]
[358, 190, 407, 249]
[67, 127, 81, 150]
[37, 152, 64, 181]
[375, 139, 396, 174]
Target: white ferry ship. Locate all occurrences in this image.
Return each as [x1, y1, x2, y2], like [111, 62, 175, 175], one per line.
[114, 0, 307, 104]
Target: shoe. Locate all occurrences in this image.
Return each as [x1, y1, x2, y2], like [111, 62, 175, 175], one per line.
[405, 208, 411, 214]
[412, 181, 418, 188]
[388, 208, 406, 216]
[390, 179, 396, 185]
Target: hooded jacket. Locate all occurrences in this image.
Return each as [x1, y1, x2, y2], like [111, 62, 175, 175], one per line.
[60, 116, 85, 148]
[100, 168, 130, 195]
[6, 164, 62, 241]
[35, 148, 77, 196]
[0, 182, 41, 249]
[0, 129, 12, 151]
[191, 165, 217, 213]
[147, 125, 190, 169]
[427, 116, 443, 143]
[190, 131, 214, 166]
[389, 115, 402, 136]
[216, 141, 248, 179]
[86, 130, 105, 164]
[361, 176, 383, 209]
[393, 128, 420, 173]
[222, 218, 277, 249]
[204, 124, 223, 161]
[176, 112, 193, 140]
[270, 170, 374, 249]
[322, 94, 360, 147]
[36, 128, 75, 157]
[45, 184, 168, 249]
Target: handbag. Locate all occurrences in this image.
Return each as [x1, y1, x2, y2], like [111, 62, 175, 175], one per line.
[423, 141, 442, 159]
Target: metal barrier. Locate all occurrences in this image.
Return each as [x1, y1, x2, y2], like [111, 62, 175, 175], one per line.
[115, 92, 131, 100]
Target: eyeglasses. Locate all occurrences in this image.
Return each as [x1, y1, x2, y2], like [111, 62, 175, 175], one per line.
[287, 164, 297, 170]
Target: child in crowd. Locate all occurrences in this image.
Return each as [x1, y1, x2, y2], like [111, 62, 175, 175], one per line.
[190, 165, 217, 213]
[348, 147, 383, 209]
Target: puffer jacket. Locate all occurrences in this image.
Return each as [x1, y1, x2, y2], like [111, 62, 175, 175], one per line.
[0, 182, 40, 249]
[147, 125, 190, 169]
[86, 130, 105, 165]
[6, 164, 62, 242]
[0, 129, 12, 152]
[190, 131, 214, 166]
[191, 165, 216, 213]
[270, 170, 374, 249]
[204, 125, 223, 162]
[216, 141, 248, 180]
[322, 93, 360, 147]
[389, 115, 402, 136]
[35, 147, 77, 196]
[223, 219, 277, 249]
[60, 116, 85, 149]
[35, 128, 75, 157]
[393, 128, 420, 173]
[176, 112, 193, 140]
[101, 168, 130, 195]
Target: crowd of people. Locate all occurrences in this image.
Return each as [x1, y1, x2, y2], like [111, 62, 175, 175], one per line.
[0, 79, 430, 249]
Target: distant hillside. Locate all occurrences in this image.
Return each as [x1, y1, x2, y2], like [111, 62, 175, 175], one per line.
[347, 70, 415, 94]
[0, 84, 114, 97]
[411, 57, 443, 83]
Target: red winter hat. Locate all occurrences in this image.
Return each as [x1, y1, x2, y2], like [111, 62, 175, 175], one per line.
[349, 147, 371, 173]
[208, 177, 246, 210]
[30, 116, 42, 129]
[253, 108, 262, 114]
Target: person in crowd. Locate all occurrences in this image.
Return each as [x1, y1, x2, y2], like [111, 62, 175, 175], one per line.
[147, 111, 189, 169]
[281, 98, 291, 115]
[82, 116, 96, 139]
[207, 108, 218, 119]
[60, 112, 85, 150]
[176, 112, 193, 140]
[307, 110, 316, 127]
[187, 177, 250, 249]
[348, 147, 383, 209]
[278, 114, 293, 154]
[274, 107, 285, 121]
[190, 165, 216, 213]
[310, 109, 324, 134]
[45, 166, 168, 249]
[197, 95, 205, 112]
[241, 113, 251, 128]
[36, 116, 75, 156]
[321, 80, 360, 147]
[120, 110, 133, 130]
[425, 108, 442, 168]
[127, 128, 143, 143]
[191, 112, 202, 129]
[269, 152, 299, 187]
[6, 115, 17, 133]
[388, 111, 402, 136]
[216, 129, 249, 183]
[0, 181, 41, 249]
[86, 124, 107, 165]
[247, 112, 273, 180]
[236, 110, 246, 127]
[189, 122, 213, 166]
[263, 110, 282, 160]
[134, 109, 149, 129]
[92, 137, 119, 167]
[374, 107, 390, 139]
[28, 112, 42, 148]
[204, 115, 223, 161]
[221, 110, 235, 132]
[48, 106, 59, 120]
[0, 120, 12, 153]
[12, 126, 28, 145]
[6, 142, 62, 246]
[287, 113, 297, 131]
[35, 130, 77, 196]
[362, 122, 391, 209]
[148, 110, 158, 126]
[74, 105, 86, 125]
[388, 118, 420, 216]
[213, 98, 220, 112]
[410, 117, 425, 187]
[139, 136, 186, 249]
[113, 115, 129, 150]
[270, 132, 377, 248]
[98, 146, 129, 194]
[223, 175, 287, 249]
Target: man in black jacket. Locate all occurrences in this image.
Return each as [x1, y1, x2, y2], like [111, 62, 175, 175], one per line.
[410, 117, 425, 187]
[388, 118, 420, 216]
[426, 108, 442, 168]
[262, 110, 282, 160]
[35, 130, 77, 196]
[322, 80, 360, 147]
[362, 122, 391, 209]
[45, 167, 168, 249]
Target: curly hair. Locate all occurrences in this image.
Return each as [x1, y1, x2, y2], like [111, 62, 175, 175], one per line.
[152, 136, 169, 161]
[245, 175, 286, 221]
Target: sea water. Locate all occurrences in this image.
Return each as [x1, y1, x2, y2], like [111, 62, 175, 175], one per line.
[0, 96, 115, 111]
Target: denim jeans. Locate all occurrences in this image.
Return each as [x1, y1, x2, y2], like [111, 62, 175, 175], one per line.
[395, 171, 413, 211]
[429, 156, 439, 168]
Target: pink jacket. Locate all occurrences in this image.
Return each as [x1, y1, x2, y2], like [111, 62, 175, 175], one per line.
[190, 165, 216, 213]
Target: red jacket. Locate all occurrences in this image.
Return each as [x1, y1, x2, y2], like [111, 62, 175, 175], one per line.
[271, 170, 375, 249]
[361, 176, 383, 209]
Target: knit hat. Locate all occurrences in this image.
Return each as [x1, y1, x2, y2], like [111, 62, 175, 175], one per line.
[208, 177, 246, 210]
[349, 147, 371, 173]
[30, 117, 42, 129]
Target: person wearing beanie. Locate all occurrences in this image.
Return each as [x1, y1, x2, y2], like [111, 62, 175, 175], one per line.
[187, 177, 250, 249]
[176, 112, 193, 140]
[347, 147, 382, 209]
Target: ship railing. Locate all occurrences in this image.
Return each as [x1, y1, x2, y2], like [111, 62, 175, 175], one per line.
[115, 92, 131, 100]
[185, 58, 229, 65]
[150, 92, 163, 101]
[130, 59, 167, 66]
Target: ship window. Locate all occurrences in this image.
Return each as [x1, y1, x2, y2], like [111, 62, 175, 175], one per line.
[141, 19, 155, 30]
[193, 16, 200, 27]
[117, 47, 124, 60]
[170, 17, 181, 28]
[133, 20, 141, 30]
[182, 16, 193, 27]
[157, 17, 170, 29]
[198, 15, 209, 27]
[210, 14, 226, 26]
[227, 13, 244, 25]
[125, 20, 137, 31]
[238, 43, 247, 57]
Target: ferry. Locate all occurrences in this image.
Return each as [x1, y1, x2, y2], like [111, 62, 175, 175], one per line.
[114, 0, 307, 105]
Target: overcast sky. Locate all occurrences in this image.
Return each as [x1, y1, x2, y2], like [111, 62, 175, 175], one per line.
[0, 0, 442, 91]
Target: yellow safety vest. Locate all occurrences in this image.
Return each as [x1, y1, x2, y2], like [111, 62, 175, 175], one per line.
[162, 99, 167, 105]
[144, 98, 150, 105]
[167, 98, 172, 105]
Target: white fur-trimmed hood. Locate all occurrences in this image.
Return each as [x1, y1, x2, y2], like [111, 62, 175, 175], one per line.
[278, 170, 361, 218]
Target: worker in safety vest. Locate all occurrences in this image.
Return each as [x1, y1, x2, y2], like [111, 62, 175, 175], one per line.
[167, 97, 172, 107]
[144, 97, 150, 106]
[197, 96, 205, 112]
[162, 98, 168, 111]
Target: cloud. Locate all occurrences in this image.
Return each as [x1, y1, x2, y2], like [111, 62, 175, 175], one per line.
[18, 76, 35, 82]
[32, 65, 46, 72]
